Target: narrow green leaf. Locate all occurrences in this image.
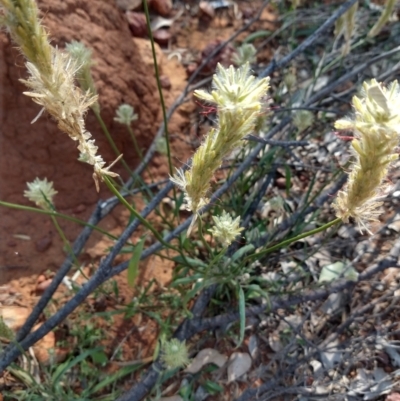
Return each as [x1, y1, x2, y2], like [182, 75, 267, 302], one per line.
[243, 30, 271, 43]
[245, 284, 270, 299]
[203, 380, 224, 394]
[127, 237, 145, 287]
[183, 280, 205, 309]
[231, 244, 255, 262]
[171, 274, 202, 287]
[91, 364, 142, 394]
[173, 256, 208, 268]
[52, 348, 102, 387]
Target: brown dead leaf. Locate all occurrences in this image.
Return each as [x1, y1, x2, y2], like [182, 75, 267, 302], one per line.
[386, 393, 400, 401]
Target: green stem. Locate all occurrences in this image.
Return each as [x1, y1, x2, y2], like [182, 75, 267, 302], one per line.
[142, 0, 173, 176]
[126, 124, 157, 185]
[243, 30, 271, 43]
[197, 217, 213, 255]
[126, 125, 144, 161]
[246, 217, 342, 262]
[322, 38, 366, 74]
[204, 247, 228, 281]
[93, 109, 133, 177]
[103, 176, 178, 253]
[0, 201, 118, 240]
[50, 214, 79, 267]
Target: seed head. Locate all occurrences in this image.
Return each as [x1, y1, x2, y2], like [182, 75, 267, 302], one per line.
[283, 72, 296, 90]
[171, 63, 270, 224]
[155, 136, 168, 155]
[292, 110, 314, 132]
[194, 62, 269, 114]
[161, 339, 190, 370]
[232, 43, 257, 66]
[333, 79, 400, 233]
[24, 177, 58, 210]
[114, 104, 138, 126]
[209, 210, 244, 247]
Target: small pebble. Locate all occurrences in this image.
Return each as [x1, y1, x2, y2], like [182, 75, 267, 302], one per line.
[159, 75, 171, 89]
[149, 0, 172, 16]
[186, 63, 197, 76]
[126, 11, 147, 37]
[275, 177, 287, 189]
[152, 29, 171, 46]
[73, 204, 86, 213]
[36, 278, 52, 292]
[199, 1, 215, 19]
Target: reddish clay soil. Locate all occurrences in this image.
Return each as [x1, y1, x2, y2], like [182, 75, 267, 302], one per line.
[0, 0, 192, 286]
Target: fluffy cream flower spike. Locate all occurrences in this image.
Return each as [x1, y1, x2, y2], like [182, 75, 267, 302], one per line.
[170, 63, 270, 233]
[333, 79, 400, 233]
[0, 0, 120, 191]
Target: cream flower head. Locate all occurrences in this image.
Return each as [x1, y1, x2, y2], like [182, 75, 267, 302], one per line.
[171, 63, 270, 230]
[24, 178, 58, 210]
[209, 210, 244, 247]
[333, 79, 400, 233]
[194, 62, 269, 113]
[161, 339, 190, 370]
[114, 104, 138, 126]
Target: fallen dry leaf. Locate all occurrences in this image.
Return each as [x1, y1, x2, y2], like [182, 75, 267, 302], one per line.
[185, 348, 228, 373]
[227, 352, 252, 383]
